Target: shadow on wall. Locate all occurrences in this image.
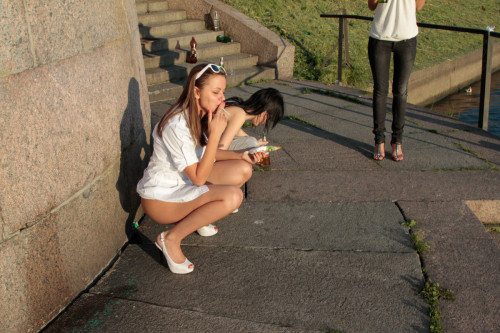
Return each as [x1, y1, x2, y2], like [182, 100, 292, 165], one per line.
[116, 78, 151, 243]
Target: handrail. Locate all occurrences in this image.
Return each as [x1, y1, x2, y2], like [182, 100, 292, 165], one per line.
[320, 13, 500, 37]
[321, 12, 499, 130]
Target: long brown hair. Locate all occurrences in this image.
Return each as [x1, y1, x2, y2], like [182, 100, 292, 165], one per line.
[156, 64, 225, 146]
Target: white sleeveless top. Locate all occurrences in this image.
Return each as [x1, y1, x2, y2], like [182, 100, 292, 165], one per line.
[369, 0, 418, 41]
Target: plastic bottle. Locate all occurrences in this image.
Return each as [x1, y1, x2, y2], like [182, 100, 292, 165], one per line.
[188, 36, 197, 63]
[216, 35, 232, 43]
[214, 11, 220, 31]
[219, 56, 224, 68]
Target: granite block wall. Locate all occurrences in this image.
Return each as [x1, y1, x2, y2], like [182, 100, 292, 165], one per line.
[0, 0, 151, 331]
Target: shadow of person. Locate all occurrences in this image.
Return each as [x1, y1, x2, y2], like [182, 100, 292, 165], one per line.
[116, 78, 151, 244]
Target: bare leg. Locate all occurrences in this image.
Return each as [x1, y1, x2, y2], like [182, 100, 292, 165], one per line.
[141, 184, 242, 264]
[207, 159, 253, 187]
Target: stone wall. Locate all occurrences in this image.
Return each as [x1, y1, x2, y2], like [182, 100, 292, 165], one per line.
[409, 41, 500, 106]
[167, 0, 295, 79]
[0, 0, 151, 332]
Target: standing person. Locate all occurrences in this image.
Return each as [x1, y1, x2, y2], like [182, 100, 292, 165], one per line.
[368, 0, 426, 161]
[137, 63, 263, 274]
[219, 88, 284, 150]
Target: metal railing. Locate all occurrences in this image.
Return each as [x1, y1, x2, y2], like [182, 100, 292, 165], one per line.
[321, 11, 500, 131]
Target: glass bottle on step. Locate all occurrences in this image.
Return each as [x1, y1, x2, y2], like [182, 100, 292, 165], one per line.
[188, 36, 197, 64]
[216, 35, 232, 43]
[214, 11, 220, 31]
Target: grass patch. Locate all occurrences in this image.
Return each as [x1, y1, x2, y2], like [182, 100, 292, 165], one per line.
[296, 88, 315, 96]
[454, 142, 500, 170]
[311, 88, 370, 106]
[402, 219, 429, 255]
[485, 224, 500, 233]
[285, 115, 322, 130]
[221, 0, 499, 90]
[401, 219, 455, 333]
[246, 78, 272, 85]
[421, 279, 456, 333]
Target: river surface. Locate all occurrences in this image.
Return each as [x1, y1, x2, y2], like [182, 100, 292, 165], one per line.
[426, 71, 500, 138]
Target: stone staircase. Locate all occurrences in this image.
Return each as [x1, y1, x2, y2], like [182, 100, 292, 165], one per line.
[135, 0, 276, 102]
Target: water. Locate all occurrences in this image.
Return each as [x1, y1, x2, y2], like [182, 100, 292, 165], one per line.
[427, 71, 500, 137]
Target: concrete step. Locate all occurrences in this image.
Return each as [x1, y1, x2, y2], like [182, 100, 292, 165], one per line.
[135, 0, 169, 15]
[145, 53, 261, 85]
[139, 19, 206, 39]
[136, 2, 276, 103]
[142, 30, 228, 53]
[138, 9, 186, 26]
[143, 41, 242, 69]
[148, 66, 276, 102]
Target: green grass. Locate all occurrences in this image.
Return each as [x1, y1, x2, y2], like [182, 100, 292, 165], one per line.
[221, 0, 499, 90]
[421, 279, 456, 333]
[402, 219, 429, 255]
[486, 225, 500, 232]
[454, 142, 500, 170]
[401, 219, 455, 333]
[285, 115, 323, 130]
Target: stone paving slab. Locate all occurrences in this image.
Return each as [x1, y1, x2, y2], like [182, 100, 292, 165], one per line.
[86, 245, 427, 333]
[45, 199, 428, 332]
[435, 129, 500, 167]
[268, 140, 376, 171]
[136, 201, 413, 253]
[247, 170, 500, 203]
[397, 200, 500, 333]
[44, 293, 310, 333]
[247, 114, 492, 172]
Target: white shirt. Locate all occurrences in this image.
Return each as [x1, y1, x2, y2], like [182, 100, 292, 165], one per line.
[136, 111, 209, 202]
[369, 0, 418, 41]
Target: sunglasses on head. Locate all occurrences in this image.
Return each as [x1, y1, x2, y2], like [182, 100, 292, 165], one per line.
[195, 64, 226, 81]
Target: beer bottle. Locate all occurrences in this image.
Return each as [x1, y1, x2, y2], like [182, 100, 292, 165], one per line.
[216, 35, 232, 43]
[188, 36, 197, 63]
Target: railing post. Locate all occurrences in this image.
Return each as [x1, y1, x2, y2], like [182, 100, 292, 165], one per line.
[478, 31, 493, 130]
[343, 17, 350, 65]
[337, 16, 344, 84]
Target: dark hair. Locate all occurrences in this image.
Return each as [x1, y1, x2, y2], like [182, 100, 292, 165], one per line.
[225, 88, 284, 130]
[156, 63, 226, 145]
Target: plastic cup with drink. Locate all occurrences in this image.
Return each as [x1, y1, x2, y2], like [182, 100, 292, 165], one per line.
[245, 145, 281, 171]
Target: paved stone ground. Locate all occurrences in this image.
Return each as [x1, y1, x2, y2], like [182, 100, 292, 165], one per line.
[43, 79, 499, 333]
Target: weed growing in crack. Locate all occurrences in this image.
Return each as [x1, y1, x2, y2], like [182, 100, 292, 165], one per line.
[402, 219, 429, 255]
[401, 219, 455, 333]
[421, 279, 456, 333]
